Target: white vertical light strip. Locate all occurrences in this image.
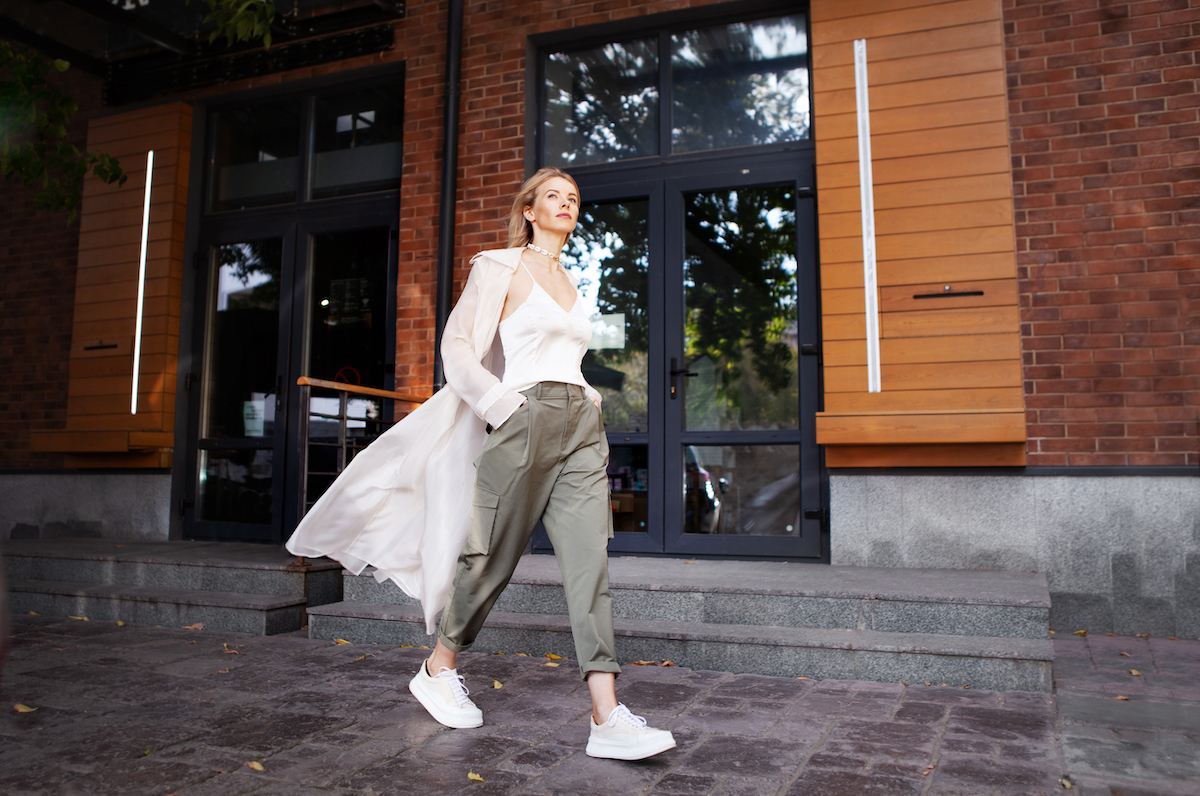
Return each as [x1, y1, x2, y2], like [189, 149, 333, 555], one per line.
[131, 149, 154, 415]
[854, 39, 882, 393]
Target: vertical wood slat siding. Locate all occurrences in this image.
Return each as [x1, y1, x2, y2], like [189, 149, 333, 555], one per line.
[811, 0, 1026, 466]
[29, 102, 191, 464]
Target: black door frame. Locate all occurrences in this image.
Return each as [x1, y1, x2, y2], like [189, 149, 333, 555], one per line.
[172, 64, 404, 543]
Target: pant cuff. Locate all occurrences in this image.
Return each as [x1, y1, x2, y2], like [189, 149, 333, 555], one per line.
[581, 661, 621, 682]
[436, 630, 471, 654]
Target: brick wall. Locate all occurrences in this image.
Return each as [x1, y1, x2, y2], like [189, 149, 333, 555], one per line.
[1004, 0, 1200, 466]
[0, 68, 103, 468]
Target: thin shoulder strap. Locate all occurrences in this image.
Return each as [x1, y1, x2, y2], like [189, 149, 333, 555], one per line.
[518, 258, 536, 280]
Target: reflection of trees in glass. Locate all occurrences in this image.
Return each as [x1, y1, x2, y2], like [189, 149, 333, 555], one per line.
[219, 240, 281, 311]
[672, 15, 810, 152]
[544, 39, 658, 166]
[568, 201, 649, 431]
[685, 186, 797, 429]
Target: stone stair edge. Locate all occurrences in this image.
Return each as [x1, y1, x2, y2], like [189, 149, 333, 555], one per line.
[9, 579, 308, 611]
[341, 562, 1052, 609]
[307, 601, 1054, 662]
[2, 539, 341, 572]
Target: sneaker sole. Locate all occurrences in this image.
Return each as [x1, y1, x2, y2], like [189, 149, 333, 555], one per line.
[408, 673, 483, 729]
[585, 734, 676, 761]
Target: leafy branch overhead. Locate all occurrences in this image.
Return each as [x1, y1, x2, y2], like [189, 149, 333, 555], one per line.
[0, 43, 126, 221]
[191, 0, 278, 49]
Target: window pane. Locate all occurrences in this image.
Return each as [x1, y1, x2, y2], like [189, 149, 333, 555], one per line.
[209, 102, 300, 211]
[609, 445, 649, 534]
[199, 449, 274, 525]
[565, 200, 649, 433]
[202, 240, 282, 439]
[543, 39, 658, 166]
[683, 445, 799, 536]
[672, 14, 810, 152]
[683, 186, 798, 432]
[311, 87, 404, 200]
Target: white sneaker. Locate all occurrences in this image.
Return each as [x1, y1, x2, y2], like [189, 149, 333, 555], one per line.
[585, 703, 676, 760]
[408, 660, 483, 729]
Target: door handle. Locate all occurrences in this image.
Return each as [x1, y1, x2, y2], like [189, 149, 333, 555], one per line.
[669, 357, 698, 399]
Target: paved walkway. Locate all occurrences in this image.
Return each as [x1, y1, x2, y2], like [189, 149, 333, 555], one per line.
[1, 615, 1197, 796]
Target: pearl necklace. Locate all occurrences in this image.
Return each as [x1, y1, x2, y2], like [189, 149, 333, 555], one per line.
[526, 243, 561, 262]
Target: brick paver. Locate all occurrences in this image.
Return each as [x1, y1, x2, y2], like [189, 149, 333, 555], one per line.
[2, 616, 1198, 795]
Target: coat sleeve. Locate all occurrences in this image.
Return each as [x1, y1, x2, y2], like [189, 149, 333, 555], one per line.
[441, 257, 527, 429]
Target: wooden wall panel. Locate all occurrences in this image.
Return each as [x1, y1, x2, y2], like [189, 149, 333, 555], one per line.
[30, 102, 191, 465]
[811, 0, 1024, 465]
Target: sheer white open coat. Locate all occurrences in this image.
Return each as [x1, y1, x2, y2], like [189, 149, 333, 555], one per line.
[285, 247, 603, 634]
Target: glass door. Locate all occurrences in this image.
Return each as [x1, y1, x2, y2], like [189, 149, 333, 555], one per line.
[192, 236, 294, 541]
[664, 175, 821, 557]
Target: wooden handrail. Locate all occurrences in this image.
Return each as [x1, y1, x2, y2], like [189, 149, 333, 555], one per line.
[297, 376, 427, 404]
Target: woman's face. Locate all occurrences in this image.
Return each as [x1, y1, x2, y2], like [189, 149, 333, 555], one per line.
[524, 176, 579, 237]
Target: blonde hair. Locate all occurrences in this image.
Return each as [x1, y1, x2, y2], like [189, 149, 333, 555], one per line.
[506, 167, 580, 248]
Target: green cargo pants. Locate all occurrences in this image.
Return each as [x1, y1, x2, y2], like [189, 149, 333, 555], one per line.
[437, 381, 620, 681]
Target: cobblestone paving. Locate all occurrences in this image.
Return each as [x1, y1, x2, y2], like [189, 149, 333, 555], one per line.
[2, 615, 1198, 796]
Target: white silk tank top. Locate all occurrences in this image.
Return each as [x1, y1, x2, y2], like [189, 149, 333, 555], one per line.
[499, 261, 592, 392]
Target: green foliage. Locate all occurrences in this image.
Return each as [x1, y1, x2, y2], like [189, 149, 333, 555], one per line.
[190, 0, 277, 49]
[0, 43, 126, 222]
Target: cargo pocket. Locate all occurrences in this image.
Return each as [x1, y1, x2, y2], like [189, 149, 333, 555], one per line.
[465, 486, 501, 555]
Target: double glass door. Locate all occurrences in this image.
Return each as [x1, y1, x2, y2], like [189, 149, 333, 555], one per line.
[535, 166, 821, 558]
[184, 211, 396, 542]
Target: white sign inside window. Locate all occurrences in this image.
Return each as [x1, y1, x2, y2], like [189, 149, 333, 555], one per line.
[589, 313, 625, 350]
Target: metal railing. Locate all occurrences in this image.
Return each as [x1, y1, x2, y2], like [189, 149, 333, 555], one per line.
[296, 376, 427, 514]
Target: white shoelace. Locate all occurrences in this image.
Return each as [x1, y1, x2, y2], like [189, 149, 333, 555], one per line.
[605, 703, 647, 729]
[435, 666, 472, 707]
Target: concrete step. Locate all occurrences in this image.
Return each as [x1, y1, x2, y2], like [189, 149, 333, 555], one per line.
[345, 555, 1051, 640]
[9, 578, 307, 635]
[2, 539, 342, 603]
[306, 601, 1054, 692]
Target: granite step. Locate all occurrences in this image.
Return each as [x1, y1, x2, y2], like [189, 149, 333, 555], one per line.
[306, 601, 1054, 692]
[2, 538, 342, 603]
[344, 555, 1051, 640]
[8, 578, 307, 635]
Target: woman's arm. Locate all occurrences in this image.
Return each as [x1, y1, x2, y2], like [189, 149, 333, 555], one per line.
[441, 257, 526, 429]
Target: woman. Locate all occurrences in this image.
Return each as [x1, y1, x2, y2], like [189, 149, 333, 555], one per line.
[288, 168, 674, 761]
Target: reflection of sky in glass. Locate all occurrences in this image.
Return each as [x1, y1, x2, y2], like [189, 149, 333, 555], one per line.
[216, 245, 274, 311]
[566, 230, 642, 350]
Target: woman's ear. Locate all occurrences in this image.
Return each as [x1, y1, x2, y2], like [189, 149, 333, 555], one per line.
[524, 206, 534, 221]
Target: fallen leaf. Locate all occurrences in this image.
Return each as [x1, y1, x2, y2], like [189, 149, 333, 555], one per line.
[939, 683, 948, 687]
[15, 704, 37, 713]
[961, 685, 970, 689]
[353, 654, 376, 662]
[683, 561, 696, 564]
[334, 639, 351, 645]
[1048, 630, 1055, 634]
[514, 653, 529, 657]
[1072, 630, 1087, 636]
[418, 645, 430, 649]
[661, 660, 676, 667]
[1136, 633, 1150, 639]
[795, 676, 809, 680]
[182, 623, 204, 630]
[494, 652, 505, 655]
[223, 643, 242, 655]
[68, 615, 89, 622]
[217, 668, 230, 674]
[544, 653, 562, 660]
[1129, 669, 1141, 676]
[922, 764, 936, 776]
[542, 662, 559, 668]
[116, 620, 126, 627]
[493, 681, 503, 689]
[27, 611, 39, 616]
[1168, 636, 1178, 640]
[245, 761, 264, 771]
[143, 749, 153, 756]
[54, 647, 68, 651]
[925, 682, 931, 686]
[1119, 651, 1131, 657]
[400, 644, 413, 648]
[1061, 774, 1073, 789]
[1113, 695, 1130, 701]
[114, 544, 124, 548]
[185, 640, 197, 645]
[467, 771, 484, 782]
[1106, 632, 1117, 637]
[632, 660, 656, 666]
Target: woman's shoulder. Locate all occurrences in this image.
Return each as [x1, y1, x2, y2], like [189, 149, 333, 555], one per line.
[470, 247, 524, 273]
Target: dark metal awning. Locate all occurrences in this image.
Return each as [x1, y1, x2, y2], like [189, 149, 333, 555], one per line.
[0, 0, 404, 104]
